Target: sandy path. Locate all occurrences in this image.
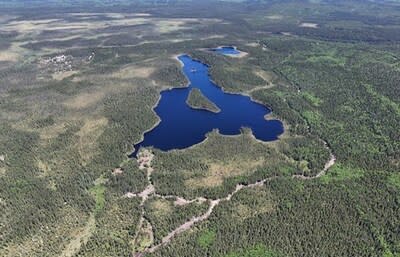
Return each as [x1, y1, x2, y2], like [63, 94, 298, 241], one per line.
[132, 139, 336, 256]
[146, 199, 220, 254]
[138, 180, 272, 256]
[292, 140, 336, 180]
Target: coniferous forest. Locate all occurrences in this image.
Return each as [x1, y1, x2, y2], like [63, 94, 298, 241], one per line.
[0, 1, 399, 256]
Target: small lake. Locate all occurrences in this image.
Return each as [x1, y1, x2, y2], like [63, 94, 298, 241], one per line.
[211, 46, 240, 55]
[131, 54, 283, 156]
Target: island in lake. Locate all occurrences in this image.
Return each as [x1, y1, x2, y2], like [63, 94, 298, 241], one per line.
[131, 54, 283, 156]
[186, 88, 221, 113]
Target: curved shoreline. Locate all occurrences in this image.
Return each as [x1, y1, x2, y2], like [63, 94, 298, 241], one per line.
[200, 45, 249, 58]
[129, 54, 190, 156]
[128, 93, 162, 157]
[131, 52, 284, 157]
[128, 51, 337, 257]
[214, 45, 249, 58]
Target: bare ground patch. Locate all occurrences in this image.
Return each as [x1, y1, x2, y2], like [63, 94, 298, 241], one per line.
[111, 66, 155, 79]
[246, 42, 260, 47]
[10, 114, 68, 143]
[0, 42, 29, 62]
[3, 16, 220, 38]
[39, 122, 69, 141]
[63, 91, 106, 110]
[299, 22, 319, 28]
[37, 159, 51, 176]
[149, 199, 173, 216]
[0, 167, 6, 176]
[52, 70, 79, 81]
[266, 15, 284, 20]
[201, 35, 226, 40]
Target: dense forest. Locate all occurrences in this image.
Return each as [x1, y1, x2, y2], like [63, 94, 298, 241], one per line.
[0, 0, 399, 257]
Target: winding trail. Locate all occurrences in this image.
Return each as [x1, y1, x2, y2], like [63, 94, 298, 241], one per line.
[292, 140, 336, 179]
[292, 152, 336, 179]
[132, 143, 336, 256]
[130, 48, 338, 256]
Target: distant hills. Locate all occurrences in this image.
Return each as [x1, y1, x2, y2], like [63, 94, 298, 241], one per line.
[2, 0, 397, 8]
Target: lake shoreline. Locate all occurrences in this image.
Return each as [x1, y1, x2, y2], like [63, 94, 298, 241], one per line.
[129, 54, 190, 156]
[131, 52, 284, 157]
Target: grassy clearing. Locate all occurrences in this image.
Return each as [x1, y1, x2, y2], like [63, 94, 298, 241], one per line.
[364, 84, 400, 116]
[185, 158, 265, 189]
[387, 173, 400, 189]
[302, 110, 322, 125]
[63, 91, 106, 110]
[111, 66, 155, 79]
[52, 70, 79, 81]
[252, 70, 276, 88]
[152, 130, 295, 199]
[0, 42, 29, 62]
[89, 183, 106, 215]
[149, 198, 173, 216]
[230, 187, 276, 220]
[197, 229, 216, 248]
[307, 55, 346, 66]
[301, 91, 322, 107]
[144, 197, 209, 244]
[76, 117, 108, 164]
[319, 163, 364, 183]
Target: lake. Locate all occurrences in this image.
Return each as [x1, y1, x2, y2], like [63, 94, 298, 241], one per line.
[131, 54, 283, 157]
[211, 46, 240, 55]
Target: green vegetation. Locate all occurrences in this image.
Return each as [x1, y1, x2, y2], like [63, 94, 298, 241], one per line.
[189, 50, 266, 93]
[152, 129, 296, 199]
[320, 163, 364, 183]
[388, 173, 400, 189]
[301, 92, 322, 107]
[224, 244, 283, 257]
[107, 160, 148, 195]
[197, 229, 216, 248]
[149, 175, 399, 257]
[0, 1, 399, 256]
[144, 197, 209, 244]
[89, 183, 106, 215]
[280, 136, 330, 176]
[186, 88, 221, 113]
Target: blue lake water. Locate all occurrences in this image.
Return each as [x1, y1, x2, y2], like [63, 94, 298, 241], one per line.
[211, 46, 240, 55]
[131, 54, 284, 157]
